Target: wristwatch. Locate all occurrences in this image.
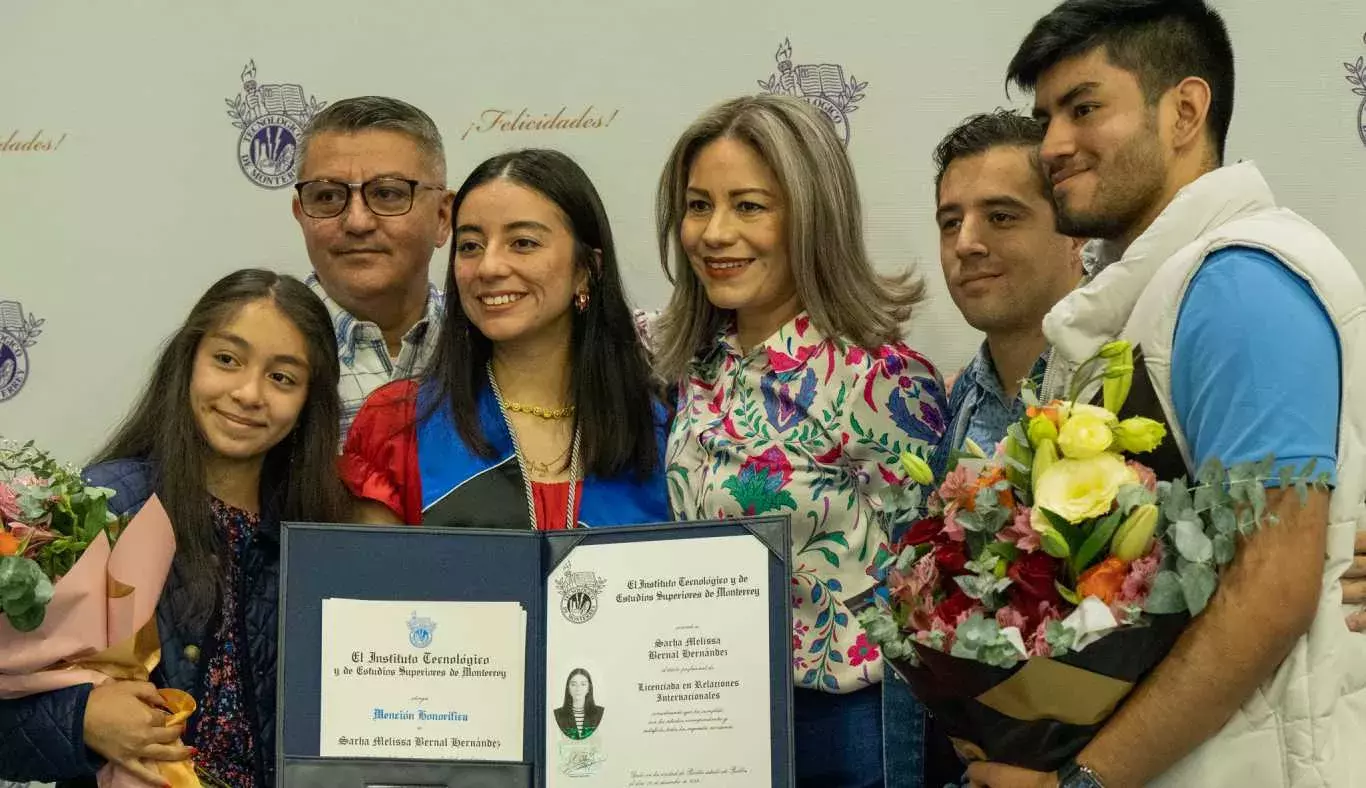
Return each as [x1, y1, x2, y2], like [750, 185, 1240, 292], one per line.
[1057, 758, 1106, 788]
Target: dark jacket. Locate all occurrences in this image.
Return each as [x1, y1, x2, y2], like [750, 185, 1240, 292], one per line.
[552, 704, 605, 740]
[0, 458, 282, 787]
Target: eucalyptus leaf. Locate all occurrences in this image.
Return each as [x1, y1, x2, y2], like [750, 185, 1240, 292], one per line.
[1227, 461, 1267, 522]
[953, 613, 999, 648]
[1212, 533, 1235, 566]
[1172, 517, 1214, 563]
[1162, 477, 1194, 524]
[0, 557, 30, 600]
[1144, 570, 1187, 614]
[5, 603, 45, 632]
[954, 508, 986, 533]
[954, 574, 993, 600]
[1195, 457, 1226, 491]
[1211, 506, 1237, 537]
[1116, 483, 1156, 516]
[1254, 455, 1275, 481]
[1193, 483, 1219, 515]
[1180, 562, 1219, 615]
[949, 613, 1024, 669]
[893, 545, 921, 573]
[971, 486, 1011, 534]
[1044, 620, 1077, 657]
[964, 552, 1000, 576]
[1249, 483, 1268, 522]
[0, 558, 51, 632]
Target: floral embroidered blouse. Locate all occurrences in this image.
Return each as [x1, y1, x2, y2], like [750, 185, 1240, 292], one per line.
[666, 313, 947, 693]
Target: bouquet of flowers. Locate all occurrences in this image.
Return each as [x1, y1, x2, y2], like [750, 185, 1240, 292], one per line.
[0, 440, 202, 787]
[854, 341, 1330, 770]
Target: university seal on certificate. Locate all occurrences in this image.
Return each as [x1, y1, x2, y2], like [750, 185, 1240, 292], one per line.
[555, 564, 607, 624]
[407, 612, 436, 648]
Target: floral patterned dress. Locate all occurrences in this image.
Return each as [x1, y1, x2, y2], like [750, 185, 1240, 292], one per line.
[192, 498, 260, 788]
[667, 313, 947, 693]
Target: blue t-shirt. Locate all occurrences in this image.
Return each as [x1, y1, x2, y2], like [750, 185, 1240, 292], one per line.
[1170, 246, 1340, 487]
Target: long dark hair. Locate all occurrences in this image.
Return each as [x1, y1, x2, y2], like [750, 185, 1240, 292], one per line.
[561, 667, 599, 711]
[424, 148, 660, 478]
[91, 268, 352, 623]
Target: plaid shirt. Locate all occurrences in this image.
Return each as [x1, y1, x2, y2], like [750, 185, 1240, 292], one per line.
[305, 273, 444, 441]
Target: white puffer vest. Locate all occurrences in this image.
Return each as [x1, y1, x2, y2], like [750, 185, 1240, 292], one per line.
[1041, 161, 1366, 787]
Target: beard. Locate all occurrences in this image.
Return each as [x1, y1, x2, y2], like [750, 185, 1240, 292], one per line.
[1051, 127, 1167, 241]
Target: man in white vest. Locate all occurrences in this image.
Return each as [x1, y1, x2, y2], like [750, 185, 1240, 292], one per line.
[965, 1, 1366, 787]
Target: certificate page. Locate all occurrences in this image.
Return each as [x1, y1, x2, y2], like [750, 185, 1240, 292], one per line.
[319, 599, 526, 761]
[545, 535, 772, 787]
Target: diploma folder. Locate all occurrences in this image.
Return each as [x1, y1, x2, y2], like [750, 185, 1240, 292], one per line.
[277, 518, 794, 788]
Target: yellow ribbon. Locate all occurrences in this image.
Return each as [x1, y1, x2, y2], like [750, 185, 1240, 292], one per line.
[157, 688, 203, 788]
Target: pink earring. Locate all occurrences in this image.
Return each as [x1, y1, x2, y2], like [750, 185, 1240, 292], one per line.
[575, 290, 590, 312]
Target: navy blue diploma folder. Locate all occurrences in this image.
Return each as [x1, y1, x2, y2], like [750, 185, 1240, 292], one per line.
[276, 518, 794, 788]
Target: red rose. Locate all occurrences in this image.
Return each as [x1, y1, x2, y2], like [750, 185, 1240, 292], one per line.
[898, 517, 945, 549]
[932, 589, 977, 627]
[1007, 551, 1063, 616]
[932, 539, 970, 577]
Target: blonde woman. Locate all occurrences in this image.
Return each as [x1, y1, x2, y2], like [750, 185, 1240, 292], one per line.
[650, 94, 948, 787]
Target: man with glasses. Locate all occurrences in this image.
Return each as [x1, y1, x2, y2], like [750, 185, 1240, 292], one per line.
[292, 96, 454, 439]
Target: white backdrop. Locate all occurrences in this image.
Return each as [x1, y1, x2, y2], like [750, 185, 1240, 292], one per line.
[3, 0, 1366, 464]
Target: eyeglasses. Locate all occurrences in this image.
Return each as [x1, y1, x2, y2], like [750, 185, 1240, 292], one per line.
[294, 177, 446, 219]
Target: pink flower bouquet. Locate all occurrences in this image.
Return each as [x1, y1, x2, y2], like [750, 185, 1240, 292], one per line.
[0, 440, 201, 787]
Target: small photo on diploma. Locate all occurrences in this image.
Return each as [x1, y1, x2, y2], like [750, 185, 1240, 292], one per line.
[553, 667, 606, 740]
[551, 665, 610, 777]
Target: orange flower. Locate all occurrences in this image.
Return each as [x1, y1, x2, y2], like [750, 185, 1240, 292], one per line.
[1027, 401, 1063, 426]
[1077, 556, 1130, 606]
[0, 528, 20, 557]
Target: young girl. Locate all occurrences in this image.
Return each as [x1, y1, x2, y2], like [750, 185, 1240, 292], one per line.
[341, 149, 669, 529]
[651, 95, 949, 787]
[0, 269, 353, 788]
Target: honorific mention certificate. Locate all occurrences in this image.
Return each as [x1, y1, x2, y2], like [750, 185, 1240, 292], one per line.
[319, 599, 526, 761]
[545, 535, 771, 787]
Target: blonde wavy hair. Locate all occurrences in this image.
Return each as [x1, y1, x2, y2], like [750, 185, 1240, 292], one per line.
[652, 94, 925, 383]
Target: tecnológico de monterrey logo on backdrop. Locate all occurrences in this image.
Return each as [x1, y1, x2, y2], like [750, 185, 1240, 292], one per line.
[225, 60, 327, 189]
[0, 301, 43, 403]
[1345, 34, 1366, 148]
[758, 38, 868, 146]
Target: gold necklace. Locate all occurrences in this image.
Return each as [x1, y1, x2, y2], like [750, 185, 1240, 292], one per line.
[502, 400, 576, 420]
[486, 362, 582, 529]
[523, 442, 573, 478]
